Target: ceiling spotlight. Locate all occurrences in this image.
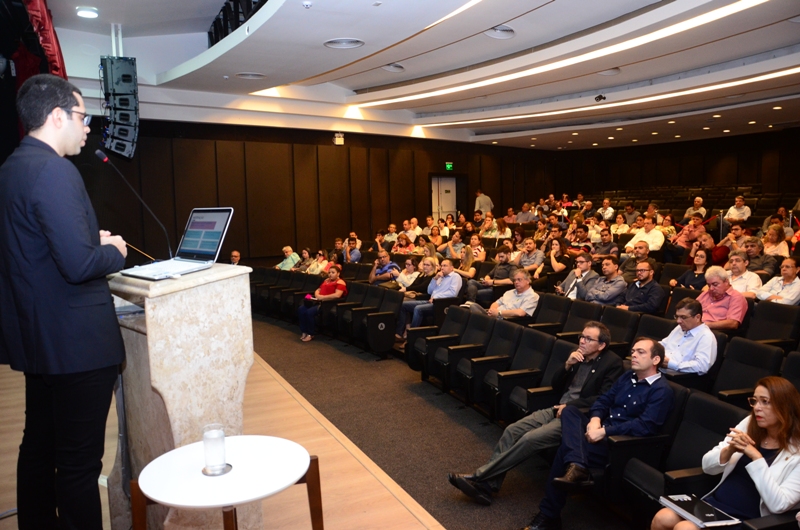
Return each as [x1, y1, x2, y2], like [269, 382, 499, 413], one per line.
[616, 127, 623, 131]
[592, 143, 598, 146]
[303, 1, 312, 8]
[568, 141, 573, 144]
[608, 136, 614, 140]
[712, 114, 721, 118]
[530, 144, 535, 147]
[484, 24, 515, 40]
[381, 63, 405, 73]
[531, 137, 537, 140]
[768, 125, 773, 128]
[572, 132, 579, 136]
[594, 95, 606, 102]
[651, 132, 658, 135]
[668, 120, 676, 124]
[597, 68, 621, 76]
[491, 141, 498, 144]
[632, 139, 638, 142]
[675, 135, 681, 138]
[773, 106, 783, 110]
[558, 147, 563, 150]
[324, 38, 365, 49]
[76, 6, 98, 18]
[723, 129, 730, 133]
[703, 127, 710, 130]
[748, 121, 756, 124]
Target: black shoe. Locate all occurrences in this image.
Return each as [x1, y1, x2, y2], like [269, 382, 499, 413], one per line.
[552, 463, 593, 491]
[447, 473, 492, 506]
[519, 512, 562, 530]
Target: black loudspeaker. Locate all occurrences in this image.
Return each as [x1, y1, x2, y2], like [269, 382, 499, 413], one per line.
[100, 56, 138, 158]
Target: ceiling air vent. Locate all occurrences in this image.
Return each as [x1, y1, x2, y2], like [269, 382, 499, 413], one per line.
[484, 24, 515, 40]
[324, 38, 365, 49]
[381, 63, 405, 73]
[235, 72, 266, 79]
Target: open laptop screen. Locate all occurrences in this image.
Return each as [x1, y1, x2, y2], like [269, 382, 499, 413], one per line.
[175, 207, 233, 261]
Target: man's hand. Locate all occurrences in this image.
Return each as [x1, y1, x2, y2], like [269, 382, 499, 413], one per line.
[101, 233, 127, 258]
[566, 350, 585, 367]
[554, 284, 564, 294]
[554, 404, 567, 418]
[617, 304, 629, 310]
[374, 259, 380, 267]
[482, 275, 493, 286]
[585, 426, 606, 443]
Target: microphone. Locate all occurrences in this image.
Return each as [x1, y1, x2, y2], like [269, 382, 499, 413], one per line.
[95, 149, 174, 259]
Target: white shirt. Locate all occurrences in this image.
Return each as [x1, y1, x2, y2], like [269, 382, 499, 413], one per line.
[626, 228, 665, 251]
[725, 205, 751, 220]
[597, 206, 615, 221]
[659, 323, 716, 374]
[756, 276, 800, 305]
[496, 287, 539, 316]
[402, 229, 418, 243]
[728, 269, 762, 294]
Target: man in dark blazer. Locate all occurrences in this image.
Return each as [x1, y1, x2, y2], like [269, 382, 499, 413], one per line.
[446, 321, 624, 505]
[554, 252, 598, 300]
[0, 74, 128, 530]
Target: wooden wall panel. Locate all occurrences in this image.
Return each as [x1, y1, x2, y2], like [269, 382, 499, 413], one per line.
[388, 149, 415, 222]
[173, 139, 218, 234]
[216, 141, 249, 258]
[501, 157, 516, 213]
[479, 155, 502, 214]
[656, 156, 680, 186]
[293, 144, 320, 251]
[318, 145, 351, 245]
[349, 147, 371, 240]
[761, 150, 780, 193]
[413, 151, 431, 220]
[778, 142, 800, 193]
[245, 142, 294, 256]
[680, 154, 704, 187]
[706, 153, 738, 185]
[467, 155, 481, 212]
[369, 148, 389, 232]
[138, 136, 177, 259]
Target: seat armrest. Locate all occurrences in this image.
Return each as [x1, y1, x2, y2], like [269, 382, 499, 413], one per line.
[528, 322, 564, 335]
[504, 314, 534, 326]
[444, 343, 488, 367]
[756, 338, 797, 353]
[335, 302, 361, 311]
[664, 468, 718, 497]
[350, 306, 379, 315]
[607, 341, 631, 356]
[423, 334, 462, 346]
[471, 355, 512, 368]
[744, 511, 800, 530]
[718, 387, 755, 409]
[524, 386, 560, 412]
[556, 330, 582, 343]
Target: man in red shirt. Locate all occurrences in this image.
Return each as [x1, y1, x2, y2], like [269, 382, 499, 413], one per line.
[696, 266, 748, 331]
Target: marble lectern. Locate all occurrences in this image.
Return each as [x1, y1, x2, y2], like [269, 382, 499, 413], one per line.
[107, 264, 261, 530]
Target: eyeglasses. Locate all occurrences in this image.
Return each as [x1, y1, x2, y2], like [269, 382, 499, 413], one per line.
[575, 260, 588, 264]
[62, 108, 92, 126]
[579, 335, 599, 343]
[747, 397, 771, 408]
[635, 269, 651, 273]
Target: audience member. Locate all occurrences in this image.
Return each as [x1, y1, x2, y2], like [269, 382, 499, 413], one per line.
[618, 261, 664, 314]
[422, 216, 435, 236]
[495, 218, 512, 239]
[291, 248, 314, 272]
[584, 217, 603, 243]
[645, 203, 664, 225]
[659, 298, 717, 374]
[652, 376, 800, 530]
[511, 227, 526, 251]
[610, 213, 629, 236]
[438, 230, 464, 259]
[531, 237, 573, 291]
[726, 250, 761, 298]
[438, 218, 451, 238]
[742, 237, 778, 277]
[429, 226, 443, 247]
[657, 214, 677, 238]
[348, 231, 363, 250]
[410, 217, 423, 237]
[573, 193, 585, 208]
[516, 203, 536, 223]
[561, 193, 572, 208]
[760, 209, 793, 239]
[448, 321, 623, 506]
[406, 259, 463, 328]
[596, 199, 614, 221]
[624, 216, 665, 256]
[665, 212, 706, 264]
[763, 224, 790, 258]
[368, 251, 401, 285]
[479, 215, 498, 238]
[297, 265, 347, 342]
[521, 338, 672, 530]
[369, 230, 393, 252]
[719, 221, 746, 251]
[401, 219, 418, 243]
[755, 258, 800, 305]
[344, 237, 362, 263]
[473, 210, 484, 225]
[504, 208, 517, 224]
[581, 257, 627, 306]
[394, 257, 419, 288]
[721, 195, 751, 237]
[230, 250, 241, 265]
[533, 220, 548, 242]
[680, 196, 707, 224]
[454, 246, 478, 282]
[687, 232, 728, 267]
[627, 214, 645, 234]
[306, 250, 328, 276]
[392, 233, 416, 254]
[697, 266, 748, 331]
[620, 241, 657, 283]
[547, 212, 568, 231]
[514, 238, 546, 274]
[591, 228, 619, 263]
[669, 248, 709, 290]
[332, 238, 345, 265]
[399, 257, 436, 298]
[555, 252, 598, 300]
[384, 223, 398, 243]
[466, 248, 514, 303]
[475, 189, 494, 217]
[622, 203, 641, 225]
[577, 200, 594, 219]
[456, 213, 468, 227]
[275, 246, 301, 270]
[462, 221, 477, 241]
[469, 234, 487, 262]
[567, 225, 593, 256]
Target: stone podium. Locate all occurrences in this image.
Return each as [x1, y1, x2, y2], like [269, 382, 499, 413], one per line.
[107, 264, 262, 530]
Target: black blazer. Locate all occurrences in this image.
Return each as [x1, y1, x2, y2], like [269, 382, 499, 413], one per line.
[0, 137, 126, 374]
[549, 350, 624, 409]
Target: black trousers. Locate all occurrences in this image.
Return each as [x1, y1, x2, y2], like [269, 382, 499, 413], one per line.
[17, 364, 118, 530]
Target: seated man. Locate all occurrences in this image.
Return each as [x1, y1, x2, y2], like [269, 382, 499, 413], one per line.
[596, 199, 615, 221]
[659, 298, 717, 374]
[504, 208, 517, 224]
[663, 212, 706, 264]
[726, 250, 761, 297]
[680, 196, 706, 225]
[584, 216, 602, 244]
[369, 230, 393, 252]
[465, 248, 515, 303]
[620, 241, 657, 283]
[590, 228, 619, 264]
[622, 203, 641, 226]
[516, 203, 536, 224]
[720, 195, 751, 237]
[466, 268, 540, 320]
[275, 246, 300, 270]
[741, 236, 778, 277]
[696, 266, 748, 330]
[579, 200, 596, 219]
[514, 237, 545, 273]
[623, 216, 664, 258]
[422, 216, 435, 236]
[521, 338, 672, 530]
[332, 238, 345, 266]
[719, 221, 746, 250]
[760, 213, 794, 240]
[448, 321, 623, 505]
[410, 217, 423, 237]
[540, 224, 564, 252]
[438, 230, 464, 259]
[368, 251, 400, 285]
[581, 257, 627, 306]
[555, 252, 598, 300]
[474, 210, 484, 225]
[755, 257, 800, 305]
[686, 232, 729, 267]
[479, 215, 498, 239]
[401, 219, 418, 243]
[343, 237, 362, 263]
[400, 259, 462, 329]
[567, 225, 593, 256]
[644, 203, 664, 225]
[348, 231, 362, 250]
[230, 250, 241, 265]
[384, 223, 398, 243]
[546, 213, 568, 232]
[618, 261, 664, 314]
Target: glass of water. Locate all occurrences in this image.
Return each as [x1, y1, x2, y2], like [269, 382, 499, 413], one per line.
[203, 423, 226, 475]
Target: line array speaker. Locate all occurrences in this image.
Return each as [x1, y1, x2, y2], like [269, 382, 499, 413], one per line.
[100, 56, 138, 158]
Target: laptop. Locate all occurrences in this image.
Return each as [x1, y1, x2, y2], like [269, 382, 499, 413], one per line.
[120, 207, 234, 281]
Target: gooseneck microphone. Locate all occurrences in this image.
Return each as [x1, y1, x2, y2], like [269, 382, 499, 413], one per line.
[95, 149, 174, 259]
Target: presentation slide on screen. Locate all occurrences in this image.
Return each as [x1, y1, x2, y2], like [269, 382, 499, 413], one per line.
[178, 211, 230, 255]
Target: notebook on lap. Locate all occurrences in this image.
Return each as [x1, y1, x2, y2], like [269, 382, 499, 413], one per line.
[120, 207, 233, 281]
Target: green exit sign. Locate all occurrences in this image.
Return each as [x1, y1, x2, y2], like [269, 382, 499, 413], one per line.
[445, 162, 454, 171]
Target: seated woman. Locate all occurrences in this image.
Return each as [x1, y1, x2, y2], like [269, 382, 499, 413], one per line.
[670, 248, 709, 290]
[291, 248, 314, 272]
[628, 214, 645, 234]
[453, 246, 477, 282]
[420, 243, 439, 270]
[462, 221, 477, 241]
[763, 224, 790, 258]
[412, 234, 431, 254]
[611, 213, 630, 236]
[561, 193, 573, 208]
[511, 227, 526, 251]
[495, 218, 512, 239]
[396, 258, 420, 289]
[392, 233, 416, 254]
[323, 251, 339, 273]
[444, 214, 456, 233]
[652, 376, 800, 530]
[530, 237, 573, 291]
[429, 225, 443, 247]
[455, 213, 467, 229]
[468, 234, 486, 262]
[305, 249, 329, 276]
[658, 214, 678, 238]
[394, 257, 438, 340]
[297, 265, 347, 342]
[533, 219, 548, 242]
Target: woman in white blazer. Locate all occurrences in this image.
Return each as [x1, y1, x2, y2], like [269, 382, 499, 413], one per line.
[652, 376, 800, 530]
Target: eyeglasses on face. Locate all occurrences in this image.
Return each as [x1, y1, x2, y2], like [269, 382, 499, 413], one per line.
[635, 269, 650, 273]
[62, 108, 92, 126]
[747, 396, 770, 408]
[579, 335, 599, 343]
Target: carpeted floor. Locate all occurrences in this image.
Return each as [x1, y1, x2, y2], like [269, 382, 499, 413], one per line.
[252, 315, 631, 530]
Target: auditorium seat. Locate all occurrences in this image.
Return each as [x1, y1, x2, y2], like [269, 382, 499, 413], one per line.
[356, 288, 405, 359]
[282, 274, 324, 319]
[336, 285, 384, 339]
[409, 305, 470, 374]
[663, 287, 701, 320]
[558, 306, 639, 357]
[550, 300, 604, 340]
[267, 272, 307, 315]
[744, 301, 800, 353]
[712, 337, 783, 409]
[661, 331, 727, 393]
[782, 352, 800, 392]
[429, 313, 495, 390]
[320, 281, 368, 335]
[657, 264, 690, 287]
[526, 294, 572, 335]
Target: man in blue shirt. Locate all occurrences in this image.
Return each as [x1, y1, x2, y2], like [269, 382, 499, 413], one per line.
[344, 237, 361, 263]
[275, 246, 301, 270]
[618, 260, 665, 314]
[368, 251, 400, 285]
[521, 337, 673, 530]
[406, 259, 462, 328]
[659, 298, 717, 374]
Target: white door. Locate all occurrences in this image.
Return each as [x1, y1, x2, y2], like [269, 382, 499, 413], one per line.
[431, 177, 457, 221]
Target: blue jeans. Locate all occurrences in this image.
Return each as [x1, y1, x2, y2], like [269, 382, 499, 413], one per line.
[398, 300, 429, 334]
[297, 304, 321, 335]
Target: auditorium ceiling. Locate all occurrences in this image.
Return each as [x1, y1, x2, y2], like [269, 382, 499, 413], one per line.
[48, 0, 800, 150]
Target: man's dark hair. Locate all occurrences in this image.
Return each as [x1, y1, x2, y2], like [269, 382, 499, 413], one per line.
[17, 74, 82, 134]
[675, 298, 703, 318]
[376, 229, 387, 237]
[770, 214, 784, 223]
[577, 252, 592, 262]
[474, 209, 483, 216]
[600, 228, 611, 236]
[576, 224, 588, 233]
[603, 255, 619, 266]
[627, 202, 635, 209]
[729, 220, 743, 228]
[633, 336, 664, 364]
[584, 321, 611, 346]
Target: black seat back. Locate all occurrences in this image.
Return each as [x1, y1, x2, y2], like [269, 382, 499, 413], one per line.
[562, 300, 604, 333]
[660, 381, 690, 438]
[540, 340, 576, 387]
[658, 264, 691, 286]
[664, 288, 701, 320]
[533, 294, 572, 325]
[360, 285, 385, 309]
[302, 274, 324, 292]
[378, 289, 405, 314]
[712, 337, 784, 395]
[746, 302, 800, 347]
[355, 263, 373, 281]
[275, 269, 292, 286]
[485, 320, 523, 357]
[783, 352, 800, 392]
[636, 315, 677, 341]
[601, 306, 640, 343]
[459, 313, 496, 346]
[342, 281, 368, 304]
[439, 305, 471, 336]
[510, 328, 555, 371]
[341, 262, 359, 280]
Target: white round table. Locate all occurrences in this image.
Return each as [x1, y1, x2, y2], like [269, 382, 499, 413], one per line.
[137, 435, 310, 528]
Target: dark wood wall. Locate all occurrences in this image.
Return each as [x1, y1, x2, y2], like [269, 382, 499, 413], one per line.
[74, 120, 799, 265]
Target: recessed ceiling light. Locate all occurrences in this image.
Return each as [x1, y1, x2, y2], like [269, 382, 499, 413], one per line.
[632, 139, 638, 142]
[668, 120, 676, 124]
[484, 24, 515, 39]
[235, 72, 266, 79]
[616, 127, 623, 131]
[531, 137, 537, 140]
[324, 38, 365, 49]
[491, 141, 498, 144]
[597, 68, 621, 76]
[608, 136, 614, 140]
[723, 129, 730, 133]
[530, 144, 535, 147]
[748, 120, 756, 124]
[558, 147, 563, 150]
[381, 63, 405, 73]
[651, 132, 658, 135]
[703, 127, 710, 130]
[768, 125, 773, 128]
[568, 141, 573, 144]
[592, 143, 598, 146]
[675, 135, 681, 138]
[773, 106, 782, 110]
[76, 6, 98, 18]
[712, 114, 721, 118]
[572, 132, 579, 136]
